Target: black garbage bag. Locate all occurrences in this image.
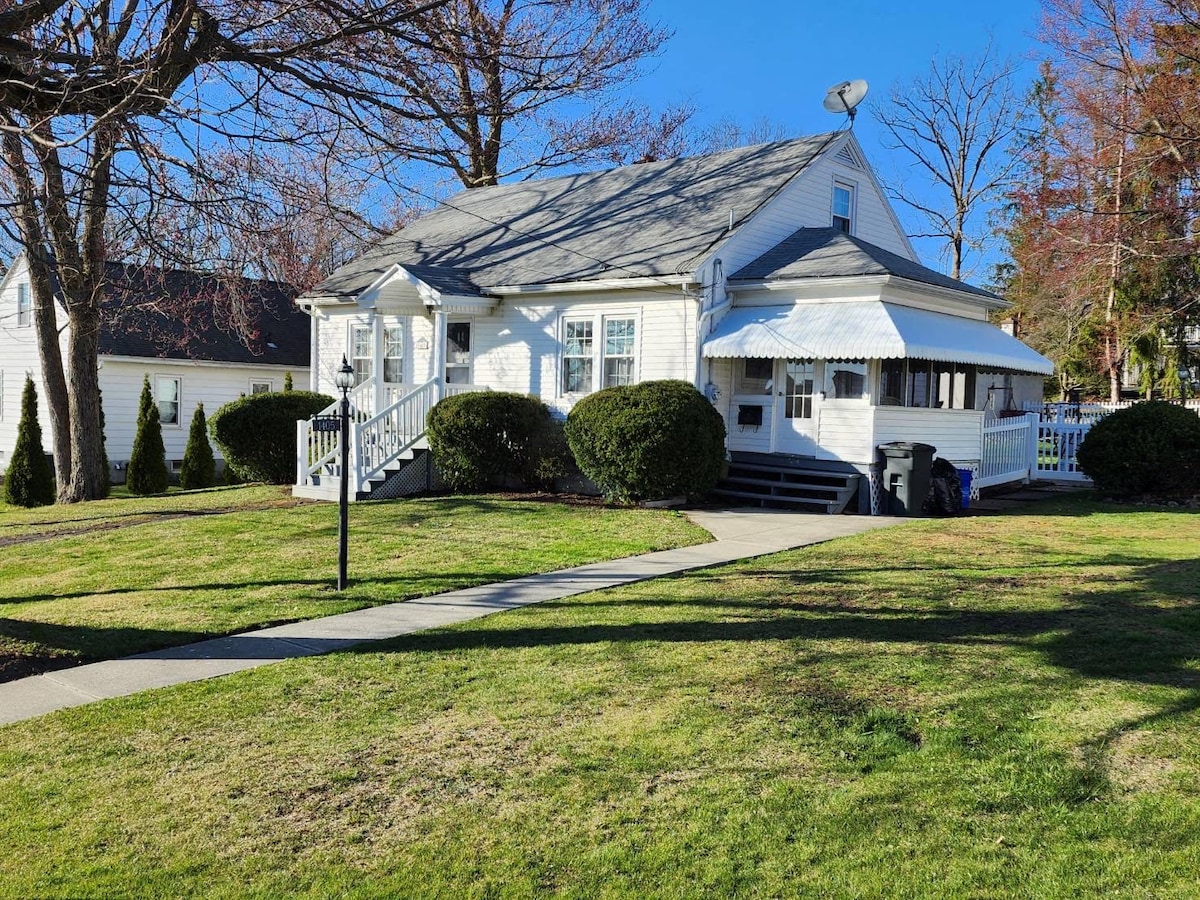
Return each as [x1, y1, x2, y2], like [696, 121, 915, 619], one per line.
[924, 457, 963, 515]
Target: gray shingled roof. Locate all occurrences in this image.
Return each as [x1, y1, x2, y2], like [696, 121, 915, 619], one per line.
[310, 133, 843, 298]
[729, 227, 1001, 301]
[97, 263, 309, 367]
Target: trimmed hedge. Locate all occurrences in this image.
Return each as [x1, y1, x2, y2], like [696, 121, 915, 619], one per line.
[4, 375, 55, 507]
[565, 380, 726, 504]
[1076, 400, 1200, 497]
[426, 391, 568, 492]
[211, 391, 333, 484]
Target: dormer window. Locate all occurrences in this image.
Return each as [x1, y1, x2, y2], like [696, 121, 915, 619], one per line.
[833, 181, 855, 234]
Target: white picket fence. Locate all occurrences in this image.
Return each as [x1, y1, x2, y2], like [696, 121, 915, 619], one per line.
[977, 413, 1038, 490]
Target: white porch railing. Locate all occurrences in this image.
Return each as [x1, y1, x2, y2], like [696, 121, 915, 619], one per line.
[977, 413, 1037, 489]
[295, 380, 486, 499]
[1035, 420, 1090, 482]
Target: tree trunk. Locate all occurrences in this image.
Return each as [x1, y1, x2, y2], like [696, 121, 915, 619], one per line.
[62, 304, 106, 502]
[30, 264, 72, 493]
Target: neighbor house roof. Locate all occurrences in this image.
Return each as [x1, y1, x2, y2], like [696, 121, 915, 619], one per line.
[729, 227, 1002, 302]
[96, 263, 309, 368]
[309, 133, 845, 299]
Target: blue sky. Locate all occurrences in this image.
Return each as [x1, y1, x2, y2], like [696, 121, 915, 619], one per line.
[638, 0, 1047, 278]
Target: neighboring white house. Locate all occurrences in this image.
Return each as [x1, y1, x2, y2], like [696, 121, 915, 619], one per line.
[0, 254, 311, 479]
[294, 131, 1052, 510]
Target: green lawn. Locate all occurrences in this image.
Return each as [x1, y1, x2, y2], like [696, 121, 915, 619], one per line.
[1, 495, 1197, 895]
[0, 486, 708, 681]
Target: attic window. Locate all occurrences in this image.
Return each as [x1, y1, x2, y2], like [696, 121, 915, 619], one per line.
[833, 182, 855, 234]
[16, 283, 31, 327]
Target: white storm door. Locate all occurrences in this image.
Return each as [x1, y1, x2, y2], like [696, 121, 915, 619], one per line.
[774, 358, 821, 455]
[445, 319, 473, 385]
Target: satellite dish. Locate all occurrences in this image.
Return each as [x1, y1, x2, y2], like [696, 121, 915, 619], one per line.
[823, 79, 869, 122]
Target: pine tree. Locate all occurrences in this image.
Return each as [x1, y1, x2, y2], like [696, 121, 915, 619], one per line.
[283, 371, 293, 392]
[127, 380, 169, 495]
[4, 376, 55, 507]
[179, 403, 216, 490]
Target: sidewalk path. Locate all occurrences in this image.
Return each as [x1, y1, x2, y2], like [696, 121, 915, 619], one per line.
[1, 509, 905, 726]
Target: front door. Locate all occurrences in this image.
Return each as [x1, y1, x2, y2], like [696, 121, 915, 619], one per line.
[445, 319, 472, 385]
[774, 358, 821, 455]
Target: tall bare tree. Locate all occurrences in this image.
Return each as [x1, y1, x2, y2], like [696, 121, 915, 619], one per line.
[1, 0, 682, 502]
[872, 44, 1026, 279]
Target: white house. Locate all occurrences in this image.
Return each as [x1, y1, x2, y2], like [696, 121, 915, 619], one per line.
[0, 255, 311, 480]
[294, 131, 1052, 510]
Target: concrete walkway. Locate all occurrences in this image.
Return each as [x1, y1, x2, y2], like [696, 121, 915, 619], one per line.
[0, 509, 905, 726]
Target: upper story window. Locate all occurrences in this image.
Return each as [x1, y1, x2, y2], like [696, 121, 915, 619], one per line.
[832, 181, 855, 234]
[16, 283, 31, 327]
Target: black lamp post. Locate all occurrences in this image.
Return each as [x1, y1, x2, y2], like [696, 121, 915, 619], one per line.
[334, 355, 355, 590]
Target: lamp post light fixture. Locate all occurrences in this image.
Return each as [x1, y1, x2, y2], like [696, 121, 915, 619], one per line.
[334, 355, 356, 590]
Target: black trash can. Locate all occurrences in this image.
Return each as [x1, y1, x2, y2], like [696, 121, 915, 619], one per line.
[877, 441, 937, 516]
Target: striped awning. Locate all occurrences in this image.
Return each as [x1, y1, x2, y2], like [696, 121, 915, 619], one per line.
[702, 301, 1054, 375]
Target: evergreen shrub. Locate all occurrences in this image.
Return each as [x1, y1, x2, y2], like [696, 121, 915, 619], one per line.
[564, 380, 725, 504]
[3, 375, 55, 507]
[1076, 400, 1200, 497]
[210, 391, 332, 484]
[426, 391, 569, 492]
[180, 402, 216, 489]
[127, 376, 169, 495]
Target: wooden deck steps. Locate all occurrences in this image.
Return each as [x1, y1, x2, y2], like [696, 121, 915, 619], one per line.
[712, 458, 862, 514]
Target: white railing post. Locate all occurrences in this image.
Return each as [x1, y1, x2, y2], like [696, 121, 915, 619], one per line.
[296, 419, 307, 486]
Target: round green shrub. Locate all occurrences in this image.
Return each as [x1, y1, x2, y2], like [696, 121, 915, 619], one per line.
[564, 380, 726, 503]
[1076, 400, 1200, 497]
[426, 391, 568, 492]
[210, 391, 333, 484]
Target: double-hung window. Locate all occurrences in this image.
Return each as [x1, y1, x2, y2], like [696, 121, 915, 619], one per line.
[16, 283, 31, 327]
[156, 375, 181, 426]
[562, 314, 638, 395]
[603, 318, 636, 387]
[832, 181, 855, 234]
[350, 324, 372, 386]
[562, 319, 594, 394]
[383, 325, 404, 383]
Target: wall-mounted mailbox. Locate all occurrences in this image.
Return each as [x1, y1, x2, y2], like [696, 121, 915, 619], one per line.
[737, 404, 763, 428]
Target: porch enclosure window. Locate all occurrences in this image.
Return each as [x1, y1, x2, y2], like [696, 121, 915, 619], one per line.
[350, 324, 372, 385]
[737, 358, 773, 395]
[833, 182, 855, 234]
[783, 359, 816, 419]
[604, 318, 636, 387]
[383, 324, 404, 383]
[445, 321, 471, 384]
[562, 318, 593, 393]
[16, 283, 31, 327]
[880, 359, 977, 409]
[155, 375, 181, 426]
[829, 359, 867, 399]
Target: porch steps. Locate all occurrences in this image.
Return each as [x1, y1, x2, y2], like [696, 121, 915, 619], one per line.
[292, 449, 433, 502]
[712, 460, 861, 514]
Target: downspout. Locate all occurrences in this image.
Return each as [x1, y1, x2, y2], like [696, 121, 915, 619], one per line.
[695, 259, 732, 393]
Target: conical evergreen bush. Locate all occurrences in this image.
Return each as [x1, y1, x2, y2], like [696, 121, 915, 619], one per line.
[4, 375, 55, 507]
[127, 376, 169, 495]
[179, 402, 215, 490]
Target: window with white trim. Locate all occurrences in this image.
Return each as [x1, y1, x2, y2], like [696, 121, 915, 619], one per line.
[562, 318, 594, 394]
[349, 324, 372, 386]
[250, 379, 273, 395]
[561, 314, 639, 395]
[16, 283, 31, 327]
[603, 318, 636, 387]
[383, 324, 404, 383]
[156, 375, 181, 426]
[832, 181, 855, 234]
